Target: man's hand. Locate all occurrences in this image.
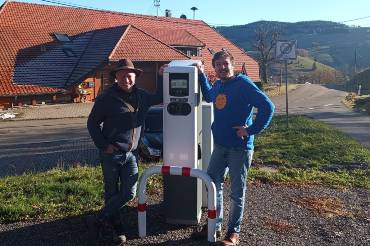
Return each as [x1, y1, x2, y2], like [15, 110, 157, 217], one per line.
[158, 64, 169, 76]
[192, 61, 204, 74]
[233, 126, 248, 140]
[104, 144, 118, 154]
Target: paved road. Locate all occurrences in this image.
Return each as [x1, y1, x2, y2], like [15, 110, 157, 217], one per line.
[1, 83, 369, 176]
[271, 83, 370, 149]
[0, 118, 99, 177]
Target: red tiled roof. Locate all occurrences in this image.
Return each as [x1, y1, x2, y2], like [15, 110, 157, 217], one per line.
[109, 25, 189, 61]
[145, 28, 205, 47]
[0, 1, 259, 96]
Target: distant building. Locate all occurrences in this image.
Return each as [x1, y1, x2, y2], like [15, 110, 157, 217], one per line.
[0, 1, 259, 108]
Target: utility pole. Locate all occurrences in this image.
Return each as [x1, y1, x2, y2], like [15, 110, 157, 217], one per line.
[285, 60, 289, 128]
[354, 48, 358, 74]
[353, 48, 358, 92]
[154, 0, 160, 17]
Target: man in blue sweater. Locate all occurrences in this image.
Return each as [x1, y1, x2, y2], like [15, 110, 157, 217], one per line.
[197, 51, 275, 245]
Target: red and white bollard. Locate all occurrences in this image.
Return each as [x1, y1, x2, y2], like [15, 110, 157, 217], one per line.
[138, 165, 217, 243]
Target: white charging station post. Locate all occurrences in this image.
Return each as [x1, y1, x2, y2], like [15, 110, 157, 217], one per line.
[162, 60, 202, 224]
[137, 60, 217, 242]
[201, 102, 213, 207]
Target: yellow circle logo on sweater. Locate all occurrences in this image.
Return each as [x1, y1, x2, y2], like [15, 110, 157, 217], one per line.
[215, 93, 227, 109]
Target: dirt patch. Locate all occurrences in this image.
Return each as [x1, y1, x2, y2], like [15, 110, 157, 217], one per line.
[292, 196, 350, 218]
[262, 217, 297, 233]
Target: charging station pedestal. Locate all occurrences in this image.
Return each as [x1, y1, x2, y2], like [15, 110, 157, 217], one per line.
[163, 60, 202, 225]
[201, 102, 213, 207]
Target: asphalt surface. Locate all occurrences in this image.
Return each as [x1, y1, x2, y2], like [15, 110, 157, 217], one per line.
[0, 118, 98, 177]
[271, 83, 370, 149]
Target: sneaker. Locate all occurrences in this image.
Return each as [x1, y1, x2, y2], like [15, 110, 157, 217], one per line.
[191, 224, 222, 240]
[218, 232, 240, 246]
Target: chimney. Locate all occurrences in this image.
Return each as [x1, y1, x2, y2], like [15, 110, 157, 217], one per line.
[165, 9, 172, 17]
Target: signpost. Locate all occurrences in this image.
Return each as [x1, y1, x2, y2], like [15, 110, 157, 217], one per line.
[276, 40, 297, 128]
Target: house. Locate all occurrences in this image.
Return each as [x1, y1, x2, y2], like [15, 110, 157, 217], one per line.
[0, 1, 259, 109]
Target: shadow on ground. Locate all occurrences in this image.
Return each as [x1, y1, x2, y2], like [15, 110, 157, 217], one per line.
[0, 202, 208, 246]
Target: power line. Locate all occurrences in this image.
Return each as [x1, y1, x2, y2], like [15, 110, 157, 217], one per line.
[39, 0, 95, 9]
[34, 0, 210, 28]
[341, 15, 370, 23]
[37, 0, 370, 27]
[33, 0, 327, 27]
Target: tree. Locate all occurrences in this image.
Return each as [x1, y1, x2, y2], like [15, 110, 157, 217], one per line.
[312, 61, 317, 71]
[310, 69, 337, 84]
[254, 23, 282, 83]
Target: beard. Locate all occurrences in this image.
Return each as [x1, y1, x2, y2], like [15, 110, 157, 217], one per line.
[217, 69, 234, 80]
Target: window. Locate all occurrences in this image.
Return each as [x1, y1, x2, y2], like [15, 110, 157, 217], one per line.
[53, 33, 71, 42]
[174, 47, 201, 57]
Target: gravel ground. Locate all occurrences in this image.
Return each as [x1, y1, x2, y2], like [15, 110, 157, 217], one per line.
[0, 182, 369, 246]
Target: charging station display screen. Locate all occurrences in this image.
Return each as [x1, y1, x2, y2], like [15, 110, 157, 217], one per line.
[169, 73, 189, 97]
[171, 79, 187, 89]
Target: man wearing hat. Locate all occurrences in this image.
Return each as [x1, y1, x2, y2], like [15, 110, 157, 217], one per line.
[87, 59, 165, 243]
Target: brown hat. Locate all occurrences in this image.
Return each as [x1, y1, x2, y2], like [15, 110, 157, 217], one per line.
[112, 59, 142, 77]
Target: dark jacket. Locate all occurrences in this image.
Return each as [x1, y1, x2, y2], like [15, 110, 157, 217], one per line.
[87, 81, 162, 152]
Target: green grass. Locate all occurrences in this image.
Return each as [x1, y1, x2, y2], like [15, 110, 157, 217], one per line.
[250, 115, 370, 189]
[254, 115, 370, 167]
[0, 115, 369, 224]
[0, 163, 161, 224]
[269, 55, 343, 84]
[353, 95, 370, 115]
[264, 84, 300, 97]
[249, 168, 369, 189]
[292, 56, 336, 72]
[0, 166, 103, 224]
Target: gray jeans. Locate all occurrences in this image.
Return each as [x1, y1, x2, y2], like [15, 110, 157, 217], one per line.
[99, 151, 138, 220]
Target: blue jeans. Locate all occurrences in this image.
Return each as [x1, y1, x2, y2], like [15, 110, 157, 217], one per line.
[99, 151, 138, 220]
[207, 144, 253, 234]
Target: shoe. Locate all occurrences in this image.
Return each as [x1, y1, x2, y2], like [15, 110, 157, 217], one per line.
[218, 232, 240, 246]
[191, 224, 222, 240]
[113, 233, 127, 245]
[85, 214, 112, 245]
[109, 219, 127, 245]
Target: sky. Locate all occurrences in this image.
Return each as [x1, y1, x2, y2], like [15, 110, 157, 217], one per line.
[2, 0, 370, 27]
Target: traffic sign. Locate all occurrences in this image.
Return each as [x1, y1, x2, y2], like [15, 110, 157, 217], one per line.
[276, 40, 297, 60]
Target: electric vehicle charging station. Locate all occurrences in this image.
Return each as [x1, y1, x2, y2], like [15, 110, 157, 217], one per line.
[201, 102, 213, 207]
[162, 60, 203, 224]
[137, 60, 217, 242]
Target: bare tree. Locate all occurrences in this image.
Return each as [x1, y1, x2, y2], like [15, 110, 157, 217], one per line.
[254, 23, 282, 83]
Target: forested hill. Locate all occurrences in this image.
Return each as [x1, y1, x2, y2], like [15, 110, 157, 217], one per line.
[217, 21, 370, 74]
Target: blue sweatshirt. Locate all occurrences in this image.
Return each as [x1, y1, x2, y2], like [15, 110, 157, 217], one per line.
[199, 73, 275, 150]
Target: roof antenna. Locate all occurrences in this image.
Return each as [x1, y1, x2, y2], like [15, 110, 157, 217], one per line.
[190, 6, 198, 19]
[154, 0, 160, 17]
